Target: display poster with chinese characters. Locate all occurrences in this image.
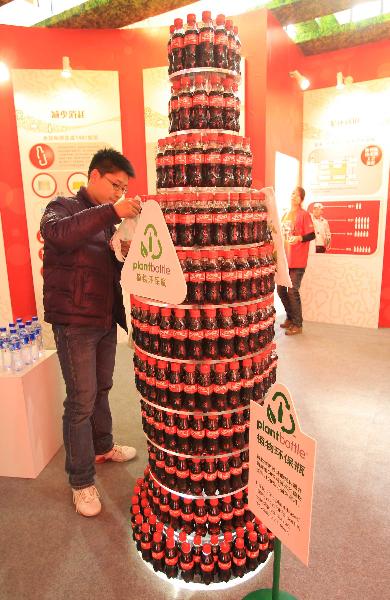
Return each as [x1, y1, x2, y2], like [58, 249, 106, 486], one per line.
[0, 214, 13, 324]
[121, 200, 187, 304]
[301, 77, 390, 327]
[11, 69, 122, 343]
[248, 383, 316, 566]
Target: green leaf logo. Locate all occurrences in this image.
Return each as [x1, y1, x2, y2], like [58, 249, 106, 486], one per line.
[140, 224, 162, 260]
[267, 391, 296, 435]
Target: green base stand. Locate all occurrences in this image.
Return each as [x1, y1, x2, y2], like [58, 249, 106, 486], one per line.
[243, 591, 298, 600]
[242, 539, 299, 600]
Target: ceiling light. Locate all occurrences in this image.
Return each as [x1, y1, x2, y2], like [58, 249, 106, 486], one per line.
[0, 61, 10, 83]
[61, 56, 72, 79]
[289, 70, 310, 91]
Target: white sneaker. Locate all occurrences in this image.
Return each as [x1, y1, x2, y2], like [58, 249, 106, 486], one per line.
[72, 485, 101, 517]
[95, 443, 137, 464]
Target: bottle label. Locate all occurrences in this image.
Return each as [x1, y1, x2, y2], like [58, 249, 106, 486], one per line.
[165, 466, 176, 475]
[171, 36, 183, 49]
[221, 271, 237, 282]
[191, 429, 205, 439]
[177, 429, 190, 439]
[242, 268, 252, 280]
[228, 37, 236, 51]
[204, 152, 221, 164]
[179, 95, 192, 109]
[241, 379, 254, 389]
[152, 550, 165, 560]
[192, 92, 208, 106]
[163, 154, 174, 167]
[181, 512, 194, 521]
[156, 156, 163, 168]
[209, 95, 224, 108]
[201, 562, 215, 573]
[194, 514, 208, 524]
[170, 98, 178, 111]
[250, 323, 260, 334]
[164, 213, 176, 224]
[215, 384, 228, 395]
[224, 96, 235, 109]
[233, 556, 246, 567]
[165, 425, 177, 435]
[199, 30, 214, 44]
[246, 549, 259, 559]
[195, 212, 213, 224]
[160, 328, 173, 339]
[233, 507, 245, 516]
[229, 381, 241, 392]
[203, 471, 217, 481]
[187, 152, 203, 164]
[188, 330, 204, 341]
[141, 542, 151, 550]
[204, 328, 219, 340]
[184, 33, 198, 46]
[230, 466, 243, 475]
[218, 560, 232, 570]
[189, 271, 205, 283]
[220, 426, 233, 437]
[218, 470, 230, 480]
[206, 428, 220, 439]
[220, 327, 235, 339]
[176, 469, 189, 478]
[190, 470, 203, 480]
[215, 32, 228, 45]
[169, 508, 181, 517]
[174, 153, 187, 165]
[205, 271, 221, 282]
[156, 380, 169, 390]
[236, 326, 250, 337]
[184, 383, 197, 394]
[221, 153, 236, 166]
[198, 385, 213, 396]
[180, 560, 195, 570]
[208, 514, 220, 523]
[236, 154, 246, 166]
[172, 329, 188, 340]
[221, 510, 233, 520]
[213, 212, 229, 223]
[259, 543, 269, 551]
[234, 423, 246, 433]
[165, 556, 179, 566]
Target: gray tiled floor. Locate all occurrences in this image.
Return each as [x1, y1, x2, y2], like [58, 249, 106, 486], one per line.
[1, 320, 389, 600]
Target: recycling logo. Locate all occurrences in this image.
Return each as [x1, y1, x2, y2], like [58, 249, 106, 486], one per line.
[141, 224, 162, 260]
[267, 391, 296, 435]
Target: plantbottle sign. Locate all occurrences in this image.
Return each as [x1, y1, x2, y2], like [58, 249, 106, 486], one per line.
[121, 200, 187, 304]
[248, 383, 316, 565]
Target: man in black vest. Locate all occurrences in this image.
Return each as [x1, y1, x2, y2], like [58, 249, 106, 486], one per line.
[41, 148, 140, 517]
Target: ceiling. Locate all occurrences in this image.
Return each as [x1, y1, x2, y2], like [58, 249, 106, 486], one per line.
[0, 0, 389, 55]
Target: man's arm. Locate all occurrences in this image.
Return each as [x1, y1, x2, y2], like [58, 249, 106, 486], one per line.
[40, 199, 120, 252]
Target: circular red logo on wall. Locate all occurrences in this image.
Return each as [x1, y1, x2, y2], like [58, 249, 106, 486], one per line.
[361, 145, 382, 166]
[29, 144, 55, 169]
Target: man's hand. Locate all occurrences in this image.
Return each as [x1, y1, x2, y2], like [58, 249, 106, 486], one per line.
[288, 235, 302, 245]
[113, 196, 141, 219]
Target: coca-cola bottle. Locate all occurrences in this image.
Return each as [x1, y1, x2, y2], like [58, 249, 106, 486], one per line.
[257, 523, 269, 563]
[181, 498, 194, 534]
[151, 532, 165, 572]
[186, 133, 204, 187]
[165, 454, 177, 489]
[240, 360, 254, 405]
[240, 192, 254, 243]
[183, 364, 197, 411]
[210, 533, 219, 563]
[197, 364, 213, 412]
[154, 408, 165, 447]
[194, 193, 213, 246]
[203, 458, 218, 496]
[178, 194, 196, 246]
[207, 498, 221, 536]
[167, 23, 175, 75]
[174, 135, 188, 187]
[164, 412, 177, 451]
[220, 250, 238, 303]
[194, 498, 208, 537]
[232, 490, 245, 528]
[220, 134, 236, 187]
[235, 250, 252, 302]
[172, 308, 188, 360]
[213, 364, 228, 412]
[252, 353, 264, 401]
[203, 252, 220, 304]
[165, 538, 179, 579]
[140, 523, 152, 562]
[233, 82, 241, 131]
[197, 11, 214, 67]
[171, 18, 184, 73]
[178, 77, 192, 131]
[218, 541, 232, 582]
[162, 137, 175, 188]
[187, 250, 205, 303]
[243, 137, 253, 187]
[247, 304, 259, 353]
[248, 247, 261, 298]
[169, 80, 181, 133]
[214, 14, 228, 68]
[201, 543, 215, 585]
[177, 417, 191, 456]
[205, 415, 220, 454]
[184, 13, 198, 69]
[223, 78, 236, 131]
[159, 487, 170, 523]
[208, 75, 224, 129]
[159, 308, 172, 358]
[228, 192, 242, 244]
[221, 495, 234, 533]
[180, 542, 195, 582]
[203, 308, 219, 359]
[226, 19, 236, 71]
[156, 360, 169, 408]
[164, 194, 178, 244]
[212, 192, 229, 245]
[230, 453, 244, 490]
[217, 456, 231, 495]
[193, 534, 203, 576]
[246, 531, 260, 571]
[227, 361, 242, 409]
[233, 410, 246, 449]
[168, 362, 183, 410]
[234, 305, 250, 356]
[190, 75, 209, 129]
[133, 514, 143, 551]
[241, 449, 249, 485]
[146, 357, 157, 402]
[187, 309, 204, 359]
[203, 133, 222, 187]
[234, 136, 246, 186]
[232, 537, 246, 577]
[156, 139, 165, 187]
[219, 307, 235, 358]
[189, 455, 203, 495]
[233, 25, 242, 74]
[190, 416, 205, 456]
[169, 493, 182, 529]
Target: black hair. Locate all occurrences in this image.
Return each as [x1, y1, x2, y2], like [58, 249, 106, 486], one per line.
[296, 186, 305, 201]
[88, 147, 135, 178]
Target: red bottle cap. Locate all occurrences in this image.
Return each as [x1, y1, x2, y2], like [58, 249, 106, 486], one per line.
[171, 362, 181, 371]
[185, 363, 196, 372]
[249, 531, 258, 542]
[220, 541, 230, 553]
[203, 544, 212, 554]
[210, 534, 219, 544]
[200, 364, 211, 373]
[141, 523, 150, 533]
[235, 537, 245, 548]
[224, 531, 233, 543]
[196, 498, 205, 506]
[236, 527, 245, 538]
[174, 18, 183, 28]
[216, 14, 226, 25]
[202, 11, 212, 21]
[179, 531, 187, 542]
[209, 498, 219, 506]
[153, 532, 162, 542]
[166, 537, 176, 549]
[215, 363, 226, 372]
[194, 535, 202, 545]
[187, 13, 196, 23]
[182, 542, 191, 553]
[223, 495, 232, 503]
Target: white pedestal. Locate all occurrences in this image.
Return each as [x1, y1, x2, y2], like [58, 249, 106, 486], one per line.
[0, 350, 64, 478]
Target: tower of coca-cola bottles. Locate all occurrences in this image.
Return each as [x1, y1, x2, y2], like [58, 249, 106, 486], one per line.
[130, 11, 277, 588]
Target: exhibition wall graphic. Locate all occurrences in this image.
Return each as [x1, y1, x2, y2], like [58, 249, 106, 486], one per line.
[0, 215, 13, 325]
[11, 69, 123, 341]
[301, 77, 390, 328]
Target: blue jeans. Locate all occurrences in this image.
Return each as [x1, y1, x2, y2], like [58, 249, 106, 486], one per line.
[52, 324, 117, 489]
[277, 268, 305, 328]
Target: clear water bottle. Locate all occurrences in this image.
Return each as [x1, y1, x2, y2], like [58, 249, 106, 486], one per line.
[25, 320, 33, 336]
[30, 332, 39, 362]
[9, 322, 16, 330]
[31, 316, 44, 357]
[0, 328, 12, 372]
[11, 341, 24, 372]
[16, 317, 24, 326]
[21, 335, 32, 366]
[9, 328, 19, 345]
[18, 323, 26, 338]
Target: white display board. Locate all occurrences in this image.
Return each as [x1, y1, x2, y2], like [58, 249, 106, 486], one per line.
[0, 214, 13, 325]
[12, 69, 123, 343]
[302, 78, 390, 328]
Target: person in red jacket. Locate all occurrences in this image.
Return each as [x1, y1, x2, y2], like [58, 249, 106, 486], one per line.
[277, 186, 315, 335]
[40, 148, 141, 517]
